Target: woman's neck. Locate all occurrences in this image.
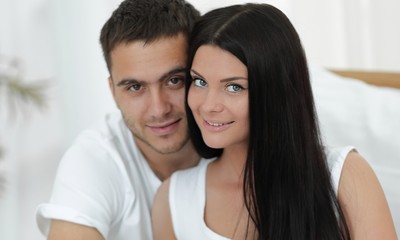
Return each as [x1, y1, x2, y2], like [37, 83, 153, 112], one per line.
[215, 143, 248, 181]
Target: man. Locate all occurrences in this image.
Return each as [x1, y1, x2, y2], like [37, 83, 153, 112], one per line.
[36, 0, 200, 239]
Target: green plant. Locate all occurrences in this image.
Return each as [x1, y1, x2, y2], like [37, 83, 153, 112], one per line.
[0, 56, 47, 192]
[0, 57, 47, 120]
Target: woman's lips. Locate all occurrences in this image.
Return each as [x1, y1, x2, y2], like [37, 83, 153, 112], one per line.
[203, 119, 233, 132]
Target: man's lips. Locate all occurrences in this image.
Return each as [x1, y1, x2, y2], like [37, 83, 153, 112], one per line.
[147, 119, 181, 135]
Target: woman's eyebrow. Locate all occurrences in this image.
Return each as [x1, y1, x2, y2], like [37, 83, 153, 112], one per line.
[191, 69, 247, 82]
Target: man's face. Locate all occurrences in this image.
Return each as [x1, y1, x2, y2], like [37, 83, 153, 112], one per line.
[109, 34, 190, 155]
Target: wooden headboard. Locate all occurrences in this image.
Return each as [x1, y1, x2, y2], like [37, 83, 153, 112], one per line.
[331, 70, 400, 89]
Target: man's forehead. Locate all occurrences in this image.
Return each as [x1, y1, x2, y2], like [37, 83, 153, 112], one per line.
[112, 33, 188, 53]
[110, 35, 187, 80]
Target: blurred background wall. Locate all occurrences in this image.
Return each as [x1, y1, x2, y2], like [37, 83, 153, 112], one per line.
[0, 0, 399, 239]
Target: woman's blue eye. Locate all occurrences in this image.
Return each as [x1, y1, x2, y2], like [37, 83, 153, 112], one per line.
[226, 84, 243, 92]
[193, 78, 207, 87]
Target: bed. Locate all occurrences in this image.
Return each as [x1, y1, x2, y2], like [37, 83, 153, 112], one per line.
[311, 65, 400, 233]
[331, 70, 400, 89]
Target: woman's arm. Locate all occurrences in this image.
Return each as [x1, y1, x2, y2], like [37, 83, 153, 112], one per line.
[338, 151, 397, 239]
[152, 178, 176, 240]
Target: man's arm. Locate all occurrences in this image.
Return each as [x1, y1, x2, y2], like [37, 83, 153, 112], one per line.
[37, 132, 122, 239]
[48, 220, 104, 240]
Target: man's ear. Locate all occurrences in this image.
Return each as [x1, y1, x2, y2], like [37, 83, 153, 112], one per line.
[108, 77, 115, 98]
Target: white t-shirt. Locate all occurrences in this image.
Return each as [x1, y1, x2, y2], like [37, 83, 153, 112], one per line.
[169, 146, 354, 240]
[36, 111, 161, 240]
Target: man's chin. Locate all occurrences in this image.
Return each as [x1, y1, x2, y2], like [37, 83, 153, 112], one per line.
[134, 134, 189, 155]
[150, 140, 188, 155]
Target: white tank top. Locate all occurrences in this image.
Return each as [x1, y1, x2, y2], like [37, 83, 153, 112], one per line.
[169, 146, 354, 240]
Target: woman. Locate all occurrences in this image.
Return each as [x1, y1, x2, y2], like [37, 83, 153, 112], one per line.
[152, 3, 397, 240]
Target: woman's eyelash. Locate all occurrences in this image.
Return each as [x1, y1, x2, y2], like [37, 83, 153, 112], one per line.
[226, 83, 244, 92]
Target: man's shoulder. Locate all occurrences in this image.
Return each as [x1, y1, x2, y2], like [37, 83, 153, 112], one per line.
[55, 112, 142, 195]
[71, 111, 133, 152]
[61, 111, 139, 170]
[55, 111, 151, 195]
[83, 111, 126, 139]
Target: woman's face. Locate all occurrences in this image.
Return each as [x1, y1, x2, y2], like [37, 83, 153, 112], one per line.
[188, 45, 249, 150]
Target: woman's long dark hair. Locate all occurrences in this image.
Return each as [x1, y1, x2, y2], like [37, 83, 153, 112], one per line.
[185, 3, 350, 240]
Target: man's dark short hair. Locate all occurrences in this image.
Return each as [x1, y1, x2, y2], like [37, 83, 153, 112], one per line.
[100, 0, 200, 72]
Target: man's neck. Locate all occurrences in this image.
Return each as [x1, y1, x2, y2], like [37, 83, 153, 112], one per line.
[136, 139, 200, 181]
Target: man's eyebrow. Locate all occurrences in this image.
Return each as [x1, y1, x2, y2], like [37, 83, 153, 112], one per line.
[191, 69, 248, 82]
[116, 78, 141, 87]
[158, 67, 186, 82]
[116, 67, 186, 87]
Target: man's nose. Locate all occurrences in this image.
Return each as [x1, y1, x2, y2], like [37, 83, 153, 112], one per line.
[148, 89, 172, 118]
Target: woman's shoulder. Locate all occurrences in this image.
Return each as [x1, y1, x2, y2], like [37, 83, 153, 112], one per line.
[171, 158, 215, 180]
[325, 146, 355, 195]
[338, 150, 380, 201]
[325, 145, 355, 169]
[155, 158, 215, 201]
[338, 151, 398, 239]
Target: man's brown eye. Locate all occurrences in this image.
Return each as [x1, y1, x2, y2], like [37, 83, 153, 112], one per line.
[129, 84, 142, 91]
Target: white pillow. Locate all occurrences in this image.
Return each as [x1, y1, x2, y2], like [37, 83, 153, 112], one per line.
[310, 64, 400, 233]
